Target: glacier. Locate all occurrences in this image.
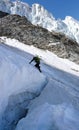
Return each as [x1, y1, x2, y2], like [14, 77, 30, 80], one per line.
[0, 37, 79, 130]
[0, 41, 47, 130]
[16, 103, 79, 130]
[0, 0, 79, 43]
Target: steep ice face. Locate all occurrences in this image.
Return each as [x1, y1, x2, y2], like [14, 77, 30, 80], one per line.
[31, 4, 66, 31]
[63, 16, 79, 43]
[0, 42, 47, 130]
[31, 5, 74, 39]
[0, 0, 32, 20]
[31, 4, 55, 30]
[10, 1, 32, 20]
[0, 0, 12, 13]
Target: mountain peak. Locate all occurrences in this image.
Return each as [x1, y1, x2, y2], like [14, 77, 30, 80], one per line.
[65, 16, 73, 21]
[0, 0, 79, 43]
[32, 3, 55, 19]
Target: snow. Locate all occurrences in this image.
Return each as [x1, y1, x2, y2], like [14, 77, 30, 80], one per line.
[21, 66, 79, 130]
[47, 41, 60, 46]
[0, 0, 79, 43]
[63, 16, 79, 43]
[1, 37, 79, 76]
[0, 40, 47, 129]
[0, 37, 79, 130]
[15, 103, 79, 130]
[10, 1, 31, 20]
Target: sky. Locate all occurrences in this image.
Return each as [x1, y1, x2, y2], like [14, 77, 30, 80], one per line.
[16, 0, 79, 20]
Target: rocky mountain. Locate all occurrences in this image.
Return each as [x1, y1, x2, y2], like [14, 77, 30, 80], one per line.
[0, 11, 9, 18]
[0, 0, 79, 43]
[0, 14, 79, 64]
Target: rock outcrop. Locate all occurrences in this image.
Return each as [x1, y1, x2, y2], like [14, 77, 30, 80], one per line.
[0, 14, 79, 64]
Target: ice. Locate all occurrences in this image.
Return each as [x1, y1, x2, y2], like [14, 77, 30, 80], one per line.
[0, 42, 47, 130]
[16, 103, 79, 130]
[0, 37, 79, 130]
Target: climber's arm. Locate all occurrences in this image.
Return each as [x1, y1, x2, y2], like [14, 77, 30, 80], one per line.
[29, 58, 34, 64]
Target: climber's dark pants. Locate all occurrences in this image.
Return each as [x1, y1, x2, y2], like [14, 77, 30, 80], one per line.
[35, 63, 41, 72]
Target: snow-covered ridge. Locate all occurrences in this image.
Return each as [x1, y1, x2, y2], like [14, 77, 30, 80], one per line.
[0, 0, 79, 43]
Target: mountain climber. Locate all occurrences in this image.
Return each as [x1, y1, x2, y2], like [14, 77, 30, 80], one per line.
[29, 56, 41, 72]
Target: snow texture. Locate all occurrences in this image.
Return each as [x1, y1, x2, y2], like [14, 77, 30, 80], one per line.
[16, 103, 79, 130]
[0, 40, 47, 130]
[0, 37, 79, 130]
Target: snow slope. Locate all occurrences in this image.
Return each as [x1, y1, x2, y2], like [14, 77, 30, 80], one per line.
[0, 41, 47, 130]
[1, 37, 79, 76]
[1, 0, 79, 43]
[0, 37, 79, 130]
